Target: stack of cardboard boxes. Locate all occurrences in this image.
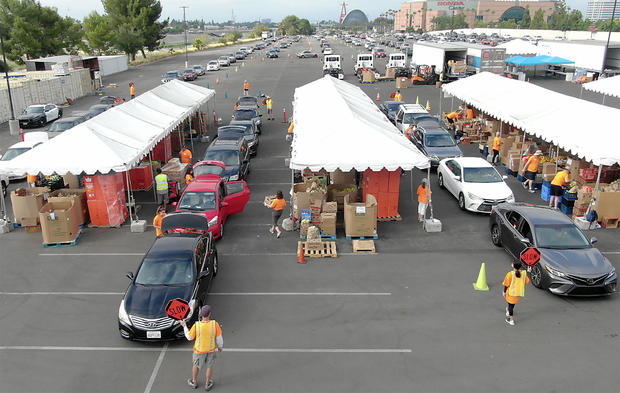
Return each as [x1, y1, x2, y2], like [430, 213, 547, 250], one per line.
[48, 189, 89, 226]
[395, 77, 409, 89]
[161, 158, 189, 188]
[39, 200, 81, 244]
[10, 187, 49, 226]
[344, 194, 378, 239]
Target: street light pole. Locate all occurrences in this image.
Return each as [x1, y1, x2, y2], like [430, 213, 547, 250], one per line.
[181, 6, 189, 68]
[601, 0, 617, 75]
[0, 23, 18, 136]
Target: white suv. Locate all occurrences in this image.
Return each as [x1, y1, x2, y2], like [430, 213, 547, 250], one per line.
[394, 104, 430, 133]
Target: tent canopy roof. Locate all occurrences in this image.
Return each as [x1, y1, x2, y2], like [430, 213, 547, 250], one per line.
[505, 55, 574, 66]
[583, 75, 620, 98]
[0, 80, 214, 176]
[290, 75, 429, 172]
[442, 72, 620, 166]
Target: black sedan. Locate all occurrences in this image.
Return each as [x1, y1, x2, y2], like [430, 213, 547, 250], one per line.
[489, 203, 616, 296]
[118, 214, 218, 341]
[266, 50, 278, 58]
[379, 101, 402, 124]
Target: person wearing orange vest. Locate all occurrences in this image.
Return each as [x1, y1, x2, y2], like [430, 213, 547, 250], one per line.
[503, 262, 531, 326]
[185, 168, 194, 185]
[129, 82, 135, 99]
[181, 305, 223, 391]
[180, 146, 193, 164]
[521, 150, 542, 193]
[26, 173, 38, 187]
[152, 206, 166, 237]
[491, 132, 501, 165]
[394, 90, 402, 102]
[404, 124, 414, 140]
[416, 178, 431, 222]
[550, 168, 570, 209]
[466, 106, 474, 119]
[243, 80, 249, 96]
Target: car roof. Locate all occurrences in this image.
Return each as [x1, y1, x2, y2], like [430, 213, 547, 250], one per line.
[417, 123, 450, 134]
[399, 104, 427, 113]
[27, 104, 46, 108]
[208, 138, 244, 149]
[89, 104, 109, 109]
[148, 235, 200, 257]
[229, 120, 254, 126]
[450, 156, 493, 168]
[184, 177, 221, 191]
[8, 140, 41, 149]
[499, 203, 575, 226]
[54, 116, 83, 122]
[235, 106, 257, 111]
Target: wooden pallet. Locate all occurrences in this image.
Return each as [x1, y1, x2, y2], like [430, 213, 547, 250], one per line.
[377, 214, 402, 222]
[13, 223, 41, 232]
[346, 235, 378, 241]
[297, 241, 338, 258]
[300, 233, 336, 240]
[43, 231, 81, 248]
[352, 240, 376, 254]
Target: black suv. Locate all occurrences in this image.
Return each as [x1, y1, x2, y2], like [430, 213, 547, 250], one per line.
[118, 214, 218, 341]
[203, 137, 250, 181]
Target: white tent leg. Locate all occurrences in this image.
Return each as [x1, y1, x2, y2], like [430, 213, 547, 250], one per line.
[602, 95, 606, 105]
[149, 152, 157, 202]
[555, 145, 560, 172]
[0, 186, 8, 221]
[427, 165, 433, 220]
[125, 169, 133, 222]
[588, 164, 604, 217]
[410, 169, 414, 202]
[177, 125, 183, 150]
[189, 119, 195, 154]
[438, 88, 442, 117]
[450, 96, 454, 111]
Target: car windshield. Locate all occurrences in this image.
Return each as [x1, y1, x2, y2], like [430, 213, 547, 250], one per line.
[425, 134, 456, 147]
[233, 110, 256, 120]
[219, 56, 228, 60]
[178, 191, 217, 211]
[89, 108, 106, 116]
[208, 61, 217, 65]
[183, 69, 193, 74]
[193, 65, 202, 69]
[135, 257, 194, 285]
[164, 72, 177, 78]
[402, 113, 424, 123]
[463, 167, 503, 183]
[1, 147, 29, 161]
[238, 97, 257, 105]
[535, 224, 590, 249]
[25, 106, 44, 114]
[204, 149, 240, 166]
[49, 121, 76, 132]
[194, 165, 225, 177]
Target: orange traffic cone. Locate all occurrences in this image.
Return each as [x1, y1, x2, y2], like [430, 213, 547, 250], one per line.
[216, 77, 220, 85]
[376, 92, 381, 101]
[298, 245, 306, 264]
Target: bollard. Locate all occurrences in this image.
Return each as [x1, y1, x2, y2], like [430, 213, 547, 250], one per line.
[282, 107, 287, 123]
[20, 128, 24, 141]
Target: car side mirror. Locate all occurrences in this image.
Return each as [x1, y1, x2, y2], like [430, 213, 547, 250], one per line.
[518, 236, 530, 244]
[126, 272, 134, 280]
[171, 201, 177, 207]
[199, 269, 210, 279]
[221, 201, 229, 208]
[590, 237, 598, 244]
[502, 175, 508, 180]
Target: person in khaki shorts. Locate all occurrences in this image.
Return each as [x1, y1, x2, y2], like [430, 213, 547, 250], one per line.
[181, 305, 223, 391]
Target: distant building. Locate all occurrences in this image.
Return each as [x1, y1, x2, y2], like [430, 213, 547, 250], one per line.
[586, 0, 617, 22]
[394, 0, 558, 32]
[342, 9, 369, 25]
[260, 18, 271, 24]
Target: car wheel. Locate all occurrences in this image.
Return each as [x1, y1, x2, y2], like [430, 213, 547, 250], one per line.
[490, 224, 502, 247]
[212, 253, 218, 277]
[530, 263, 544, 289]
[438, 173, 445, 189]
[458, 193, 466, 210]
[39, 119, 45, 127]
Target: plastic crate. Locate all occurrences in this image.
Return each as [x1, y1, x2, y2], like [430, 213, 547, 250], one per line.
[559, 203, 573, 215]
[543, 180, 551, 188]
[517, 174, 526, 182]
[541, 184, 551, 202]
[563, 191, 578, 201]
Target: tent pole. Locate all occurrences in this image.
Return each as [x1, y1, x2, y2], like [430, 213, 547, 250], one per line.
[149, 152, 157, 202]
[587, 164, 604, 219]
[602, 95, 606, 105]
[579, 84, 583, 98]
[0, 185, 7, 221]
[189, 118, 195, 156]
[177, 124, 183, 151]
[450, 96, 454, 111]
[410, 169, 414, 202]
[290, 169, 295, 221]
[555, 145, 560, 172]
[438, 88, 442, 117]
[427, 165, 433, 220]
[125, 169, 133, 223]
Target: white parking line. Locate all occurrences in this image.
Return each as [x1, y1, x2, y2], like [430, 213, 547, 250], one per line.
[602, 252, 620, 255]
[0, 346, 410, 353]
[0, 292, 390, 296]
[144, 343, 168, 393]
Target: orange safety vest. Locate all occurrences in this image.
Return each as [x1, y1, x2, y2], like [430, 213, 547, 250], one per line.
[243, 82, 249, 90]
[130, 85, 135, 96]
[288, 122, 294, 134]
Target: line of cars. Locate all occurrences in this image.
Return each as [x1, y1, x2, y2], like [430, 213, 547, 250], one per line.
[118, 96, 269, 341]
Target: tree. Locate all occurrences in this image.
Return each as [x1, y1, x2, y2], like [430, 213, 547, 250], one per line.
[218, 31, 241, 44]
[0, 0, 84, 62]
[83, 11, 116, 55]
[474, 20, 488, 28]
[193, 38, 204, 50]
[250, 23, 270, 38]
[548, 0, 569, 30]
[277, 15, 314, 35]
[520, 6, 531, 29]
[297, 18, 314, 35]
[430, 13, 468, 31]
[530, 9, 547, 29]
[596, 18, 620, 32]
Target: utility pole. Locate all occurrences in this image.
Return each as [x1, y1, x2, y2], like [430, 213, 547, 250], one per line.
[601, 0, 617, 75]
[0, 23, 18, 136]
[181, 6, 189, 68]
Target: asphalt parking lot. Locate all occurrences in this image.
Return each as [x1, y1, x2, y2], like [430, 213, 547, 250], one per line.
[0, 37, 619, 393]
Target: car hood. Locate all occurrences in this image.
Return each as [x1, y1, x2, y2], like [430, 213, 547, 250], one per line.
[425, 145, 463, 158]
[125, 284, 192, 318]
[18, 113, 42, 120]
[462, 181, 513, 200]
[540, 248, 613, 276]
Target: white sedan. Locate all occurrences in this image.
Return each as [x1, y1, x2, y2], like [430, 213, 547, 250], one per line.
[206, 60, 220, 71]
[437, 157, 515, 213]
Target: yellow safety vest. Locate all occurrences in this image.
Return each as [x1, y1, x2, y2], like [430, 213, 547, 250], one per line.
[266, 99, 272, 109]
[194, 320, 216, 354]
[508, 271, 527, 297]
[395, 93, 402, 101]
[155, 173, 168, 191]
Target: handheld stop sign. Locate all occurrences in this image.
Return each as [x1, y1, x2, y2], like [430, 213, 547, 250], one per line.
[520, 247, 541, 266]
[165, 298, 191, 320]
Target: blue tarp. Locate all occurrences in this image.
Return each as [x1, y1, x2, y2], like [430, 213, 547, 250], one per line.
[505, 55, 574, 66]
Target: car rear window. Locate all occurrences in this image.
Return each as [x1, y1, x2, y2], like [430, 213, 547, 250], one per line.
[233, 110, 256, 121]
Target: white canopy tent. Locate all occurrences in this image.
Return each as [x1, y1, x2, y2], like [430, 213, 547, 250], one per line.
[441, 72, 620, 166]
[0, 80, 215, 177]
[497, 40, 539, 55]
[291, 75, 429, 172]
[582, 75, 620, 99]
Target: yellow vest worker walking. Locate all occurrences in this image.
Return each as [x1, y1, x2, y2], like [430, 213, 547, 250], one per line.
[154, 168, 169, 209]
[129, 82, 135, 99]
[491, 133, 501, 165]
[266, 96, 273, 120]
[394, 90, 402, 101]
[181, 305, 223, 391]
[503, 262, 530, 326]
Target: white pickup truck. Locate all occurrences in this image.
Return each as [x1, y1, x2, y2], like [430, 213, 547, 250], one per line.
[353, 54, 374, 75]
[323, 55, 344, 79]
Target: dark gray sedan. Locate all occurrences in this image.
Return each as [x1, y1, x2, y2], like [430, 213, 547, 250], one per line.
[378, 101, 401, 124]
[489, 203, 616, 296]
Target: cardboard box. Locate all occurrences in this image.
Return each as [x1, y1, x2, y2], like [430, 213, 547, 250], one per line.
[542, 163, 556, 175]
[385, 67, 396, 79]
[263, 195, 276, 208]
[300, 221, 310, 236]
[309, 204, 321, 217]
[161, 158, 189, 184]
[293, 183, 327, 219]
[330, 169, 356, 185]
[62, 174, 80, 189]
[344, 194, 377, 238]
[597, 191, 620, 223]
[319, 212, 336, 235]
[327, 184, 357, 211]
[322, 201, 337, 213]
[10, 187, 50, 226]
[362, 70, 376, 83]
[48, 189, 89, 225]
[395, 77, 409, 89]
[39, 200, 80, 244]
